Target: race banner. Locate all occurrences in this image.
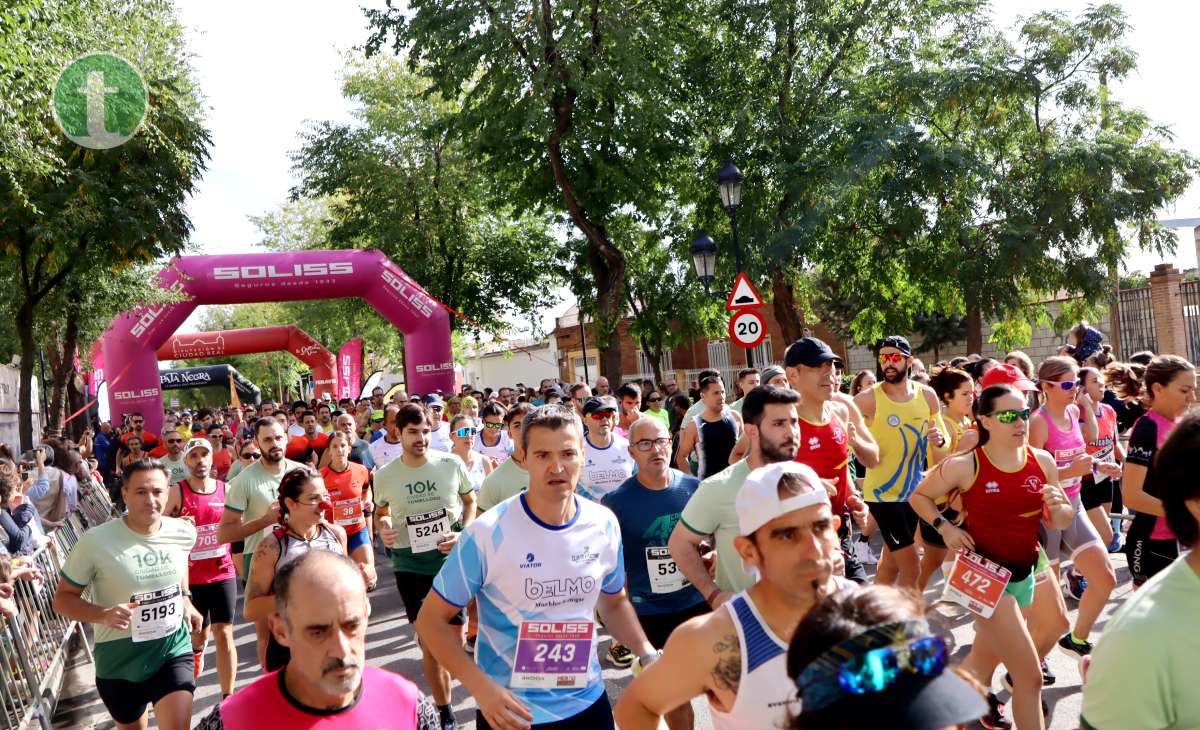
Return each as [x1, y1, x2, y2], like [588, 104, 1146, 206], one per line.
[339, 338, 363, 400]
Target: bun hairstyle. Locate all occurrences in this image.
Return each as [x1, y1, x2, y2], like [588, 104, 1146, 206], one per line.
[278, 466, 319, 523]
[1104, 361, 1145, 403]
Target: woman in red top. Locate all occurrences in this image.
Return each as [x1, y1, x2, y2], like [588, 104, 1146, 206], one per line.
[913, 384, 1074, 730]
[320, 432, 377, 589]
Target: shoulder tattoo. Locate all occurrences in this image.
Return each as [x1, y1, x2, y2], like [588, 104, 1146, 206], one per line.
[711, 632, 741, 695]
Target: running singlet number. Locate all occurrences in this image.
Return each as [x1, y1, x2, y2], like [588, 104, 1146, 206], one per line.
[941, 550, 1011, 619]
[510, 620, 594, 689]
[646, 546, 688, 594]
[130, 585, 182, 643]
[190, 523, 225, 561]
[405, 508, 450, 553]
[333, 498, 363, 527]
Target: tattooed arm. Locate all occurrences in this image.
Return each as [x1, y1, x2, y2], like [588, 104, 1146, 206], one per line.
[613, 607, 740, 730]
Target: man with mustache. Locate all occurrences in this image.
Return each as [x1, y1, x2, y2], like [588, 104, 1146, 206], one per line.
[210, 550, 440, 729]
[615, 461, 850, 730]
[852, 335, 946, 589]
[602, 417, 705, 730]
[668, 385, 803, 607]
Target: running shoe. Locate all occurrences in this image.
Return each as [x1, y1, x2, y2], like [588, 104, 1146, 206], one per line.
[1003, 660, 1056, 693]
[1107, 533, 1124, 553]
[980, 692, 1012, 730]
[1064, 568, 1088, 602]
[464, 635, 476, 655]
[607, 641, 635, 668]
[1058, 632, 1094, 657]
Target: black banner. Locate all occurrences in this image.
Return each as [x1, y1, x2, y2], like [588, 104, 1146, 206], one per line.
[159, 365, 261, 404]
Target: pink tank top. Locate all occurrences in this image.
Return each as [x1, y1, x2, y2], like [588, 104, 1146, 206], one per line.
[219, 666, 419, 730]
[179, 479, 236, 584]
[1145, 410, 1180, 541]
[1039, 405, 1086, 499]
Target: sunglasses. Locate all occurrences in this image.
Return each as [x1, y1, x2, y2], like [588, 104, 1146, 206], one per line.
[989, 407, 1032, 424]
[453, 427, 478, 438]
[647, 397, 663, 403]
[878, 353, 908, 365]
[166, 438, 183, 444]
[483, 422, 504, 430]
[1045, 379, 1077, 391]
[633, 437, 672, 452]
[588, 411, 615, 420]
[240, 452, 261, 460]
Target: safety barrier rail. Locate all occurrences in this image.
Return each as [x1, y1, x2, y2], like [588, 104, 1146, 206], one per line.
[0, 481, 116, 729]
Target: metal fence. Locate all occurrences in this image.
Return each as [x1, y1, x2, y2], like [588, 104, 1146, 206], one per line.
[1181, 280, 1200, 364]
[1117, 287, 1157, 358]
[0, 481, 115, 730]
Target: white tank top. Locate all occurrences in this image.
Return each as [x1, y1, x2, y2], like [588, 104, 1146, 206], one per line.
[473, 429, 511, 463]
[709, 591, 799, 730]
[464, 453, 487, 491]
[273, 523, 344, 572]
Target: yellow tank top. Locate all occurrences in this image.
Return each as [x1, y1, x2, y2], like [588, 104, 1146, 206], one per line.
[864, 382, 935, 503]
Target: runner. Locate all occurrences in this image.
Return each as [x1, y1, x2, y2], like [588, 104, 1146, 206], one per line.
[577, 396, 634, 502]
[853, 335, 946, 589]
[368, 404, 405, 469]
[911, 383, 1075, 730]
[642, 389, 671, 431]
[669, 384, 802, 602]
[205, 424, 233, 480]
[217, 418, 305, 665]
[616, 383, 642, 436]
[1028, 356, 1115, 657]
[727, 368, 759, 414]
[375, 403, 476, 730]
[417, 404, 657, 730]
[53, 460, 202, 730]
[615, 461, 850, 730]
[786, 584, 987, 729]
[1080, 411, 1200, 730]
[450, 414, 492, 491]
[1078, 366, 1124, 549]
[424, 395, 453, 452]
[601, 416, 705, 730]
[478, 403, 532, 511]
[474, 402, 512, 464]
[245, 467, 350, 672]
[321, 432, 377, 586]
[205, 551, 440, 730]
[681, 369, 721, 424]
[1121, 354, 1197, 586]
[675, 376, 742, 481]
[164, 438, 238, 697]
[784, 337, 877, 584]
[160, 429, 189, 485]
[299, 411, 331, 463]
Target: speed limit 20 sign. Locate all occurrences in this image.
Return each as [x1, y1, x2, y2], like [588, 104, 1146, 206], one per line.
[728, 310, 766, 349]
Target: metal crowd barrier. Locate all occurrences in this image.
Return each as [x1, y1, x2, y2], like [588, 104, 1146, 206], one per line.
[0, 481, 116, 729]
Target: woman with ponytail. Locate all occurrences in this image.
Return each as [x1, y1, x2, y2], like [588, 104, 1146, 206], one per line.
[244, 466, 351, 670]
[1122, 354, 1197, 587]
[912, 384, 1074, 730]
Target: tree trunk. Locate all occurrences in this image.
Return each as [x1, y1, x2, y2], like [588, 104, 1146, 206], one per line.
[65, 373, 88, 441]
[771, 265, 804, 346]
[966, 300, 983, 355]
[16, 304, 37, 451]
[46, 292, 82, 434]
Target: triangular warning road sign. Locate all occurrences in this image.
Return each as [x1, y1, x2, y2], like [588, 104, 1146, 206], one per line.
[725, 272, 764, 311]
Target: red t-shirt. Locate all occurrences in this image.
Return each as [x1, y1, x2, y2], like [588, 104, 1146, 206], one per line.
[320, 462, 371, 535]
[211, 449, 232, 479]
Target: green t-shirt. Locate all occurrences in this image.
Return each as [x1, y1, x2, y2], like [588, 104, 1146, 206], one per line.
[227, 458, 245, 481]
[374, 451, 473, 575]
[477, 457, 529, 511]
[729, 397, 745, 415]
[679, 459, 753, 593]
[224, 458, 304, 559]
[60, 517, 196, 681]
[644, 408, 672, 431]
[160, 455, 188, 486]
[1081, 558, 1200, 730]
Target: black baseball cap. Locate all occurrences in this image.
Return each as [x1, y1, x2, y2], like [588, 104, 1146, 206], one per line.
[582, 395, 619, 416]
[879, 335, 912, 356]
[785, 337, 844, 368]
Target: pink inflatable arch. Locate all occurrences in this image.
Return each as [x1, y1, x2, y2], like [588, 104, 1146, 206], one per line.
[156, 325, 337, 397]
[100, 249, 453, 434]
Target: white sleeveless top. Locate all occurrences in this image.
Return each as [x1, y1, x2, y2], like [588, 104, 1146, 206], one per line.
[272, 523, 344, 572]
[710, 591, 799, 730]
[473, 429, 511, 463]
[464, 453, 488, 491]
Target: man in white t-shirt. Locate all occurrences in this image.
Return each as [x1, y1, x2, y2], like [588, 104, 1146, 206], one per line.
[577, 396, 634, 502]
[368, 404, 405, 469]
[424, 394, 453, 452]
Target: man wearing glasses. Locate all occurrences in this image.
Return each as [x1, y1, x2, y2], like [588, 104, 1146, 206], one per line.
[578, 396, 634, 503]
[121, 412, 160, 451]
[160, 429, 189, 485]
[852, 335, 946, 590]
[602, 417, 706, 730]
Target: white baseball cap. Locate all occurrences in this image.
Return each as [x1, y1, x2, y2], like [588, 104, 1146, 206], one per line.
[736, 461, 830, 536]
[183, 438, 211, 458]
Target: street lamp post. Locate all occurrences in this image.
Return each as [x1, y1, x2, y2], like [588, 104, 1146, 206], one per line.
[715, 160, 752, 366]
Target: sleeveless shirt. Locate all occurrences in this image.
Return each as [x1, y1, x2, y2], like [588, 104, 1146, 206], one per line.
[863, 382, 934, 502]
[694, 409, 740, 481]
[179, 479, 235, 585]
[796, 407, 850, 516]
[961, 447, 1048, 579]
[1038, 404, 1086, 499]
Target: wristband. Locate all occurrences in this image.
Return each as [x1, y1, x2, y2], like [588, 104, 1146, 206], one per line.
[632, 650, 662, 676]
[705, 587, 722, 606]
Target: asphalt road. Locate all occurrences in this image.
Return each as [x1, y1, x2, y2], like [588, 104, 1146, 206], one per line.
[53, 539, 1132, 729]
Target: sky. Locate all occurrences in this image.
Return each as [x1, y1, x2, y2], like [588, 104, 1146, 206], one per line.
[173, 0, 1200, 336]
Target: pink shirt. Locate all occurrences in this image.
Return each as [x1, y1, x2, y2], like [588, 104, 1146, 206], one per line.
[220, 667, 419, 730]
[179, 479, 236, 585]
[1039, 404, 1086, 499]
